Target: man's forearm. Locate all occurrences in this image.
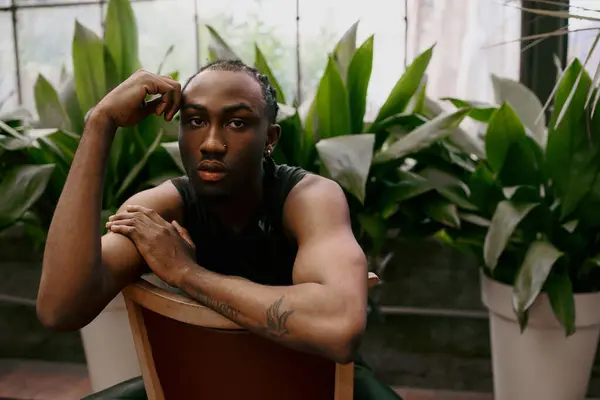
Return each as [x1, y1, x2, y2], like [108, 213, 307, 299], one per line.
[176, 263, 360, 363]
[38, 111, 116, 329]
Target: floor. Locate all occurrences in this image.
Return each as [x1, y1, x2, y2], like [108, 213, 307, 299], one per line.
[0, 359, 494, 400]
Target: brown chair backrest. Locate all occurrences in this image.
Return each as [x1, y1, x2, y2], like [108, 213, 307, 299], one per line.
[122, 277, 354, 400]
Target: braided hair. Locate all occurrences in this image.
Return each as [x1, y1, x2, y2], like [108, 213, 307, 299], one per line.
[183, 59, 279, 124]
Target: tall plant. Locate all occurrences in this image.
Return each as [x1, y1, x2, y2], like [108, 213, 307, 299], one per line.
[443, 58, 600, 336]
[0, 0, 182, 244]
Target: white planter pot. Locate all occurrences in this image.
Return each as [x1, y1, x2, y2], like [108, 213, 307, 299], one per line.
[80, 292, 141, 393]
[481, 272, 600, 400]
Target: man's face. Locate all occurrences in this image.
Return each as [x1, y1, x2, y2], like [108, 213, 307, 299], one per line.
[178, 70, 279, 197]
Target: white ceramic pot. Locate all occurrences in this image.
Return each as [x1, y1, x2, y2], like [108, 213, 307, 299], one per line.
[481, 271, 600, 400]
[80, 292, 141, 392]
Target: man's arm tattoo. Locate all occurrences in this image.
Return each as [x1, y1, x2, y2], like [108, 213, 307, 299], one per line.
[190, 288, 240, 321]
[264, 296, 294, 337]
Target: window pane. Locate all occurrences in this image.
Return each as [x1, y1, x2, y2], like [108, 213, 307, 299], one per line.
[299, 0, 406, 113]
[196, 0, 297, 103]
[0, 11, 18, 114]
[16, 0, 99, 4]
[408, 0, 521, 102]
[0, 0, 10, 7]
[568, 0, 600, 76]
[131, 0, 197, 84]
[18, 5, 102, 117]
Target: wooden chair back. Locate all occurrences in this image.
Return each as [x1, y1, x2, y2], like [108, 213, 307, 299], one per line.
[122, 276, 355, 400]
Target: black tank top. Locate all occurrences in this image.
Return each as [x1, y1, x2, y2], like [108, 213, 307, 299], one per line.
[170, 160, 309, 286]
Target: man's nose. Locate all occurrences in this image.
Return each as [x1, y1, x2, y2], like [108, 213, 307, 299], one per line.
[199, 126, 226, 155]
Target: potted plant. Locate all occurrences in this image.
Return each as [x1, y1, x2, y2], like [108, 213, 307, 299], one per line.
[442, 57, 600, 400]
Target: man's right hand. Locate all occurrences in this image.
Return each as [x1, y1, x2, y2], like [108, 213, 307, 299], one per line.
[94, 70, 182, 128]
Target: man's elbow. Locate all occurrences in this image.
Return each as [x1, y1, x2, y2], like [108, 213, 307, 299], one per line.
[326, 314, 367, 364]
[36, 298, 87, 332]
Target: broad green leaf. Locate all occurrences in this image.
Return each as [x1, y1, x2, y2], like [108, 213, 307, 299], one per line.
[492, 74, 546, 148]
[0, 164, 55, 229]
[373, 108, 470, 164]
[104, 46, 120, 94]
[484, 103, 541, 186]
[484, 201, 539, 269]
[443, 97, 497, 122]
[58, 78, 84, 134]
[34, 75, 71, 131]
[358, 213, 386, 256]
[545, 270, 576, 336]
[255, 44, 286, 104]
[104, 0, 139, 81]
[206, 25, 239, 61]
[513, 241, 563, 330]
[72, 21, 106, 117]
[316, 134, 374, 203]
[275, 110, 304, 167]
[116, 129, 164, 200]
[460, 212, 491, 227]
[378, 179, 433, 218]
[406, 75, 427, 115]
[347, 35, 373, 134]
[161, 141, 184, 173]
[546, 59, 596, 220]
[419, 168, 477, 211]
[373, 113, 427, 150]
[315, 57, 351, 139]
[371, 45, 434, 127]
[332, 21, 358, 82]
[424, 198, 460, 228]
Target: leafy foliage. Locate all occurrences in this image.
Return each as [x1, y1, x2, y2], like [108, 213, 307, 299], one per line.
[444, 58, 600, 336]
[0, 0, 181, 243]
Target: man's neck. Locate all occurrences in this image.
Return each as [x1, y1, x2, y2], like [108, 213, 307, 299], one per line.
[203, 168, 265, 233]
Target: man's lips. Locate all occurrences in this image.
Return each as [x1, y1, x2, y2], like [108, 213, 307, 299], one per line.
[196, 161, 228, 182]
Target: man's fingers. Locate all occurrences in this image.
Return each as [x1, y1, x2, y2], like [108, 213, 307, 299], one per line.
[141, 73, 179, 120]
[125, 204, 163, 223]
[172, 220, 194, 248]
[108, 224, 136, 237]
[161, 76, 181, 121]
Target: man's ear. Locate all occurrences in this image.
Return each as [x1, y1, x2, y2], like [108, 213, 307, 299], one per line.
[266, 124, 281, 153]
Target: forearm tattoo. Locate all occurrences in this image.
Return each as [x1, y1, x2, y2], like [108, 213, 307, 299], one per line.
[264, 296, 294, 337]
[190, 288, 240, 321]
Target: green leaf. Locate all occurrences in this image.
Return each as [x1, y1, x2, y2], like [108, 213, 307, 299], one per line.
[513, 241, 563, 330]
[371, 45, 434, 127]
[443, 97, 497, 122]
[72, 21, 106, 117]
[358, 213, 386, 255]
[378, 178, 434, 218]
[545, 270, 576, 336]
[206, 25, 239, 61]
[161, 141, 185, 173]
[332, 20, 358, 82]
[460, 212, 491, 227]
[255, 44, 286, 104]
[419, 168, 477, 211]
[316, 134, 374, 203]
[484, 201, 539, 269]
[275, 110, 304, 167]
[491, 75, 546, 148]
[546, 59, 596, 220]
[347, 35, 373, 134]
[484, 103, 541, 186]
[0, 164, 55, 229]
[373, 108, 470, 164]
[315, 57, 351, 139]
[115, 129, 164, 200]
[104, 0, 139, 81]
[58, 78, 84, 134]
[34, 75, 71, 131]
[424, 198, 460, 228]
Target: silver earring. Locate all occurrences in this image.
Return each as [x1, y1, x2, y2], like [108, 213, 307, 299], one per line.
[223, 144, 227, 149]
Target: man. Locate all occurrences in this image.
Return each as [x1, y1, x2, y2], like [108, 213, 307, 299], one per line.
[37, 59, 401, 399]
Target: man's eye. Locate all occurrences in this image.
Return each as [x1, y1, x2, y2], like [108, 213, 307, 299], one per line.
[189, 118, 206, 128]
[227, 120, 245, 129]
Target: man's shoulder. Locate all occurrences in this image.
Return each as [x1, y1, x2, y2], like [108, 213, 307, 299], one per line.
[284, 173, 348, 214]
[122, 178, 185, 222]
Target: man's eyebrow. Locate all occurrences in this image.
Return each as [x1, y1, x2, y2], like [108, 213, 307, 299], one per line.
[180, 103, 256, 114]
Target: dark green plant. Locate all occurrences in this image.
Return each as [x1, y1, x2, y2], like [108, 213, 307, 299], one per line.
[443, 58, 600, 336]
[0, 0, 182, 245]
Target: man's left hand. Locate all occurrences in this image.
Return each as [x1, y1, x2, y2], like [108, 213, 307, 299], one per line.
[106, 205, 195, 286]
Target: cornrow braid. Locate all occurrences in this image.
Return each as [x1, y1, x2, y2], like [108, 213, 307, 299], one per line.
[183, 59, 279, 123]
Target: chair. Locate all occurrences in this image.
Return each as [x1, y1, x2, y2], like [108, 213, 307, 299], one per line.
[121, 273, 377, 400]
